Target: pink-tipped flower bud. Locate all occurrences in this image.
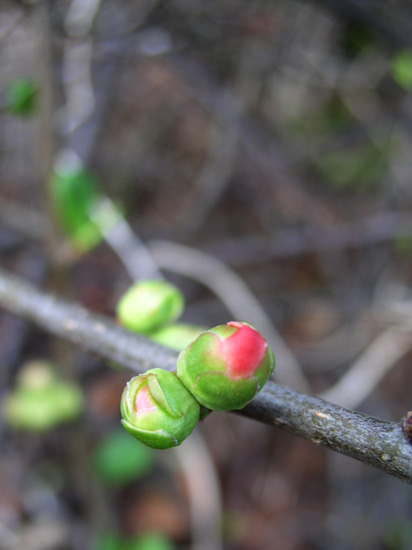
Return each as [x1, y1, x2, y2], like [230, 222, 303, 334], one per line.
[121, 368, 200, 449]
[177, 322, 275, 411]
[116, 280, 184, 334]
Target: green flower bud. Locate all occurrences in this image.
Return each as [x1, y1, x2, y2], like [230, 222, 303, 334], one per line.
[177, 321, 275, 411]
[3, 360, 83, 431]
[116, 280, 184, 334]
[149, 323, 206, 351]
[121, 368, 200, 449]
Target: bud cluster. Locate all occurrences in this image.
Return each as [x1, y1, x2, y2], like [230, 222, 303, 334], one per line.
[120, 320, 275, 449]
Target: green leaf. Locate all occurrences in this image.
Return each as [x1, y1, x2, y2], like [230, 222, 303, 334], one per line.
[391, 50, 412, 91]
[92, 533, 128, 550]
[127, 532, 175, 550]
[5, 78, 38, 116]
[49, 167, 102, 252]
[93, 429, 154, 485]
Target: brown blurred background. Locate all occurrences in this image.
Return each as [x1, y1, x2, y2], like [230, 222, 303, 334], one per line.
[2, 1, 412, 549]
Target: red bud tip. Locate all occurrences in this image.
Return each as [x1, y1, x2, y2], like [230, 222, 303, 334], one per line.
[222, 322, 266, 379]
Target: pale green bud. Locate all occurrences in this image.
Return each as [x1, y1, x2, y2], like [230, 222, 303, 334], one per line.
[116, 280, 184, 334]
[121, 368, 200, 449]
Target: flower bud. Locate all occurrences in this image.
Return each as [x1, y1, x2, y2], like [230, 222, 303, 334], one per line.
[149, 323, 206, 351]
[121, 368, 200, 449]
[116, 280, 184, 334]
[177, 321, 275, 411]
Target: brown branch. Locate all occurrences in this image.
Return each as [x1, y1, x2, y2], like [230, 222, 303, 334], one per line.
[0, 267, 411, 484]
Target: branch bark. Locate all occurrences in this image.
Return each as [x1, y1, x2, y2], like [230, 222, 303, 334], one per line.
[0, 267, 411, 484]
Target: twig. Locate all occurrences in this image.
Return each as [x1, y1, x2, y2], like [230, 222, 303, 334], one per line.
[319, 328, 412, 408]
[173, 433, 223, 550]
[0, 268, 411, 483]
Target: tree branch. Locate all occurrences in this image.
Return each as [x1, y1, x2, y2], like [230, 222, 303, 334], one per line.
[0, 267, 411, 484]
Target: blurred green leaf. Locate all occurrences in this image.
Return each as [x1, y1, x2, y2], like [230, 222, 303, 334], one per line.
[391, 50, 412, 91]
[93, 429, 154, 485]
[127, 532, 174, 550]
[93, 532, 174, 550]
[49, 167, 102, 253]
[5, 78, 38, 116]
[316, 142, 386, 190]
[393, 233, 412, 257]
[385, 518, 412, 550]
[92, 533, 127, 550]
[3, 360, 83, 432]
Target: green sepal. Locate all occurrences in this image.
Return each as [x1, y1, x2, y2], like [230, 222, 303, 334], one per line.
[146, 373, 181, 419]
[121, 420, 177, 450]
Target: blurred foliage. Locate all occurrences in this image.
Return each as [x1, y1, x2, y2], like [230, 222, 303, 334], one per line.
[5, 77, 38, 116]
[49, 166, 102, 253]
[391, 50, 412, 91]
[316, 141, 386, 190]
[93, 531, 174, 550]
[149, 323, 206, 351]
[2, 360, 84, 431]
[93, 429, 155, 485]
[384, 518, 412, 550]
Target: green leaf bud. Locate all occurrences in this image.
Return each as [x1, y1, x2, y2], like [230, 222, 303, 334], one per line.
[149, 323, 206, 351]
[116, 280, 184, 334]
[177, 321, 275, 411]
[120, 368, 200, 449]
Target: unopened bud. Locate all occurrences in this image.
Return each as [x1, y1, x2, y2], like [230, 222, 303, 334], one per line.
[177, 322, 275, 411]
[117, 280, 184, 334]
[121, 368, 200, 449]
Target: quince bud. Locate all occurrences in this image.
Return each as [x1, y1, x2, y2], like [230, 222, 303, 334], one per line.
[149, 323, 206, 351]
[177, 322, 275, 411]
[121, 368, 200, 449]
[116, 280, 184, 334]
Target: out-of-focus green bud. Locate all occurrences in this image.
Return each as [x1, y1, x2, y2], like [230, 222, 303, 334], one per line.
[121, 368, 200, 449]
[49, 165, 102, 253]
[93, 429, 154, 485]
[177, 321, 275, 411]
[5, 78, 38, 116]
[149, 323, 205, 351]
[116, 280, 184, 334]
[3, 360, 83, 431]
